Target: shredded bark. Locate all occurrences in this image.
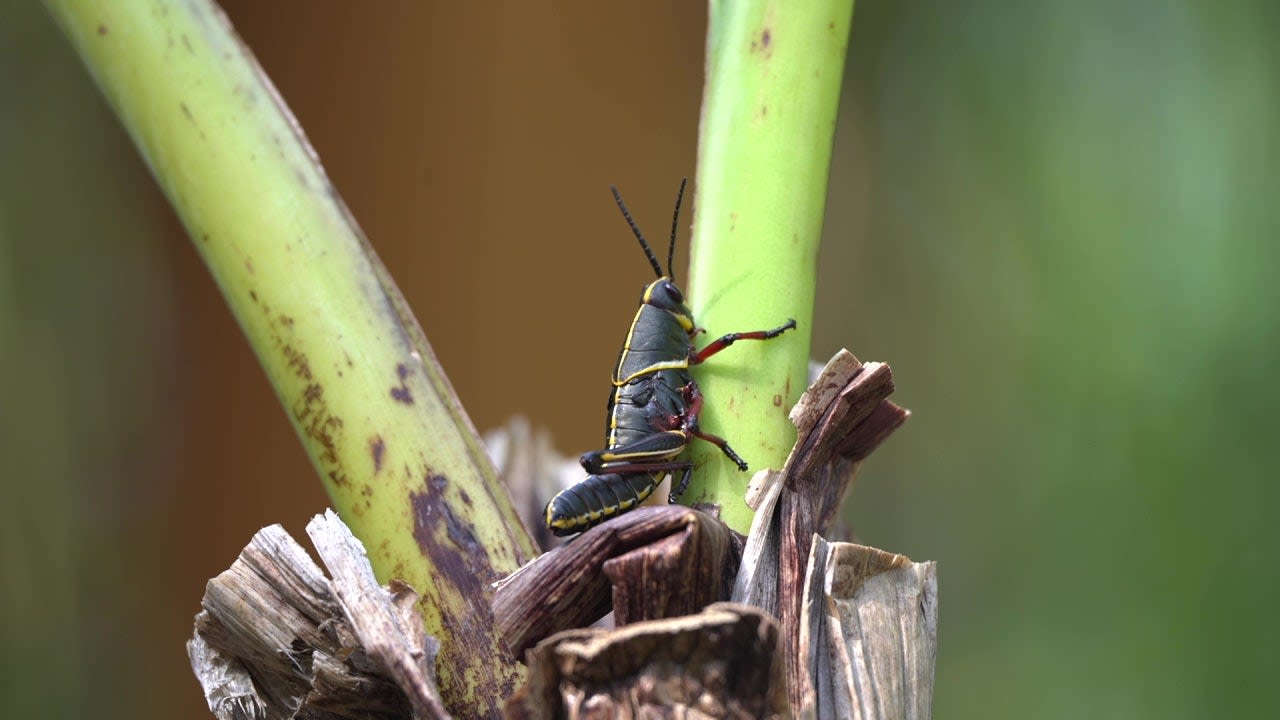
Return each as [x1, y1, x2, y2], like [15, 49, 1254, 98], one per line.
[188, 511, 450, 720]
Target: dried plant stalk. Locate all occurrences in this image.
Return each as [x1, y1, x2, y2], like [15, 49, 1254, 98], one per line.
[189, 512, 449, 720]
[732, 350, 911, 710]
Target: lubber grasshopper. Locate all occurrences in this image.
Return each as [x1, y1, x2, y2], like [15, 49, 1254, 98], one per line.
[543, 179, 796, 536]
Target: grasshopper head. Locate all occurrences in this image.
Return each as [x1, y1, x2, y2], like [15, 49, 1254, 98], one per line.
[642, 278, 695, 332]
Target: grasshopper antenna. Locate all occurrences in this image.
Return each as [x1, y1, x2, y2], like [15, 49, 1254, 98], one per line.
[612, 185, 665, 279]
[667, 177, 687, 282]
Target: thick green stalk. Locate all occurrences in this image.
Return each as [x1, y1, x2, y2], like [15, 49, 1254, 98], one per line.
[44, 1, 536, 715]
[686, 0, 855, 532]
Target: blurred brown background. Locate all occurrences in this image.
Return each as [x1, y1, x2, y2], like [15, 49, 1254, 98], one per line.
[4, 1, 1278, 719]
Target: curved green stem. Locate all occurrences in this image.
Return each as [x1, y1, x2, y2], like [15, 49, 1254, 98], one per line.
[686, 0, 856, 533]
[43, 1, 535, 714]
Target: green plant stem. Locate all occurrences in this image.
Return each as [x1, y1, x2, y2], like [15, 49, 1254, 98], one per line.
[687, 0, 856, 533]
[43, 1, 535, 714]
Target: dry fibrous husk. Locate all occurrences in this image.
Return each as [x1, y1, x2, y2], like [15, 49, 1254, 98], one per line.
[733, 351, 911, 710]
[798, 538, 937, 720]
[188, 510, 450, 720]
[506, 602, 788, 720]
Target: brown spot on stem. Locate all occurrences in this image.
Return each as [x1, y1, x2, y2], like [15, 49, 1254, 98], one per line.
[370, 435, 385, 473]
[752, 27, 774, 58]
[391, 363, 414, 404]
[285, 347, 313, 382]
[409, 473, 510, 710]
[97, 24, 108, 36]
[773, 394, 783, 407]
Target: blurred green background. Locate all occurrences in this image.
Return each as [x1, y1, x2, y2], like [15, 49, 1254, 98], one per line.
[3, 1, 1277, 718]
